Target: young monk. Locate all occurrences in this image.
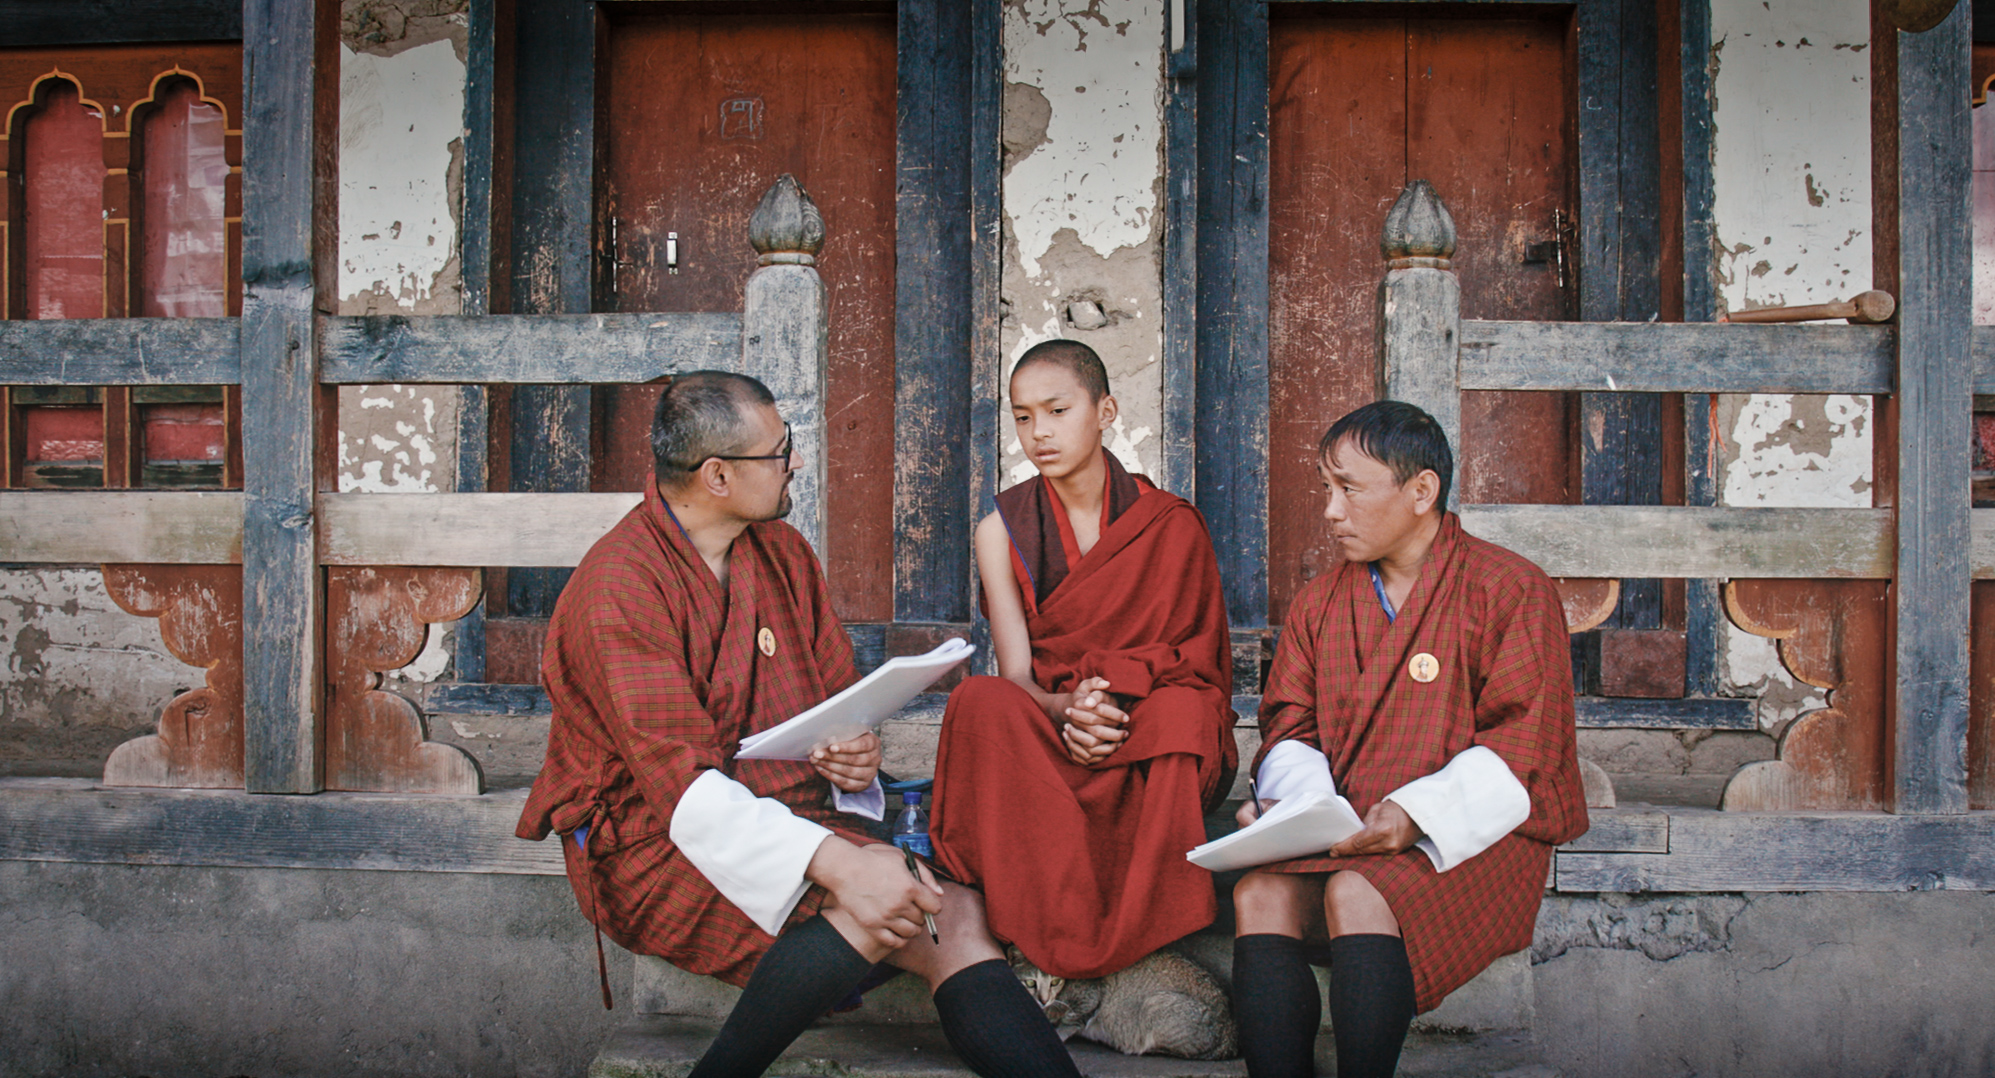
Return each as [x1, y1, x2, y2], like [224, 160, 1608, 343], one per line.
[518, 371, 1081, 1078]
[1229, 401, 1588, 1078]
[930, 339, 1238, 982]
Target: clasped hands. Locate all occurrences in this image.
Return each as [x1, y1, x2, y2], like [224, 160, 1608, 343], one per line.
[1056, 676, 1130, 766]
[1234, 795, 1424, 857]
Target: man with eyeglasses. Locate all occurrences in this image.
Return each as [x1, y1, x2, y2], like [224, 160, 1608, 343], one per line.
[518, 371, 1082, 1078]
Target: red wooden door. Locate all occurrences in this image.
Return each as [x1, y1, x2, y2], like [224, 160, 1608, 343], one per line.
[1267, 10, 1577, 623]
[598, 9, 897, 622]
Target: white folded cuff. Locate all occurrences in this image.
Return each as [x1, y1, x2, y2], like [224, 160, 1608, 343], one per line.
[1385, 745, 1531, 873]
[669, 769, 834, 936]
[1256, 739, 1339, 801]
[833, 777, 886, 821]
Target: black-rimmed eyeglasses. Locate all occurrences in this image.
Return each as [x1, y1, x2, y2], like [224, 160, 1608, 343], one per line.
[674, 422, 795, 472]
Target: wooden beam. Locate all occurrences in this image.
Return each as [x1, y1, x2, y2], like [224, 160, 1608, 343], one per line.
[238, 0, 331, 794]
[1457, 505, 1894, 579]
[1459, 321, 1896, 394]
[1574, 696, 1756, 730]
[1555, 809, 1995, 891]
[0, 0, 241, 46]
[0, 319, 241, 385]
[894, 1, 976, 623]
[0, 779, 560, 876]
[1159, 0, 1198, 498]
[1557, 810, 1669, 854]
[1379, 182, 1464, 494]
[318, 492, 640, 567]
[1891, 5, 1974, 815]
[1195, 0, 1271, 628]
[966, 0, 1004, 674]
[0, 492, 242, 564]
[317, 313, 741, 383]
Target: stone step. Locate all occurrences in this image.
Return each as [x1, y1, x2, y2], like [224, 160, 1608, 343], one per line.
[589, 1016, 1559, 1078]
[633, 948, 1533, 1036]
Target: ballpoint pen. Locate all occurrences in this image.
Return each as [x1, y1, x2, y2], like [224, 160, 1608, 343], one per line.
[902, 844, 941, 943]
[1248, 775, 1264, 815]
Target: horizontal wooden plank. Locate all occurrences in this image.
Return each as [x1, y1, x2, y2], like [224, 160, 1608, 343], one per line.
[425, 683, 554, 716]
[0, 0, 241, 46]
[1555, 809, 1995, 892]
[1575, 696, 1757, 729]
[0, 778, 560, 875]
[0, 492, 241, 564]
[319, 313, 742, 384]
[317, 492, 642, 566]
[0, 319, 241, 385]
[1557, 810, 1669, 854]
[1457, 505, 1893, 579]
[1460, 320, 1894, 394]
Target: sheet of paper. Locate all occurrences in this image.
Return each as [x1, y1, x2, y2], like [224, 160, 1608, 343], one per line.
[735, 638, 974, 761]
[1184, 790, 1367, 873]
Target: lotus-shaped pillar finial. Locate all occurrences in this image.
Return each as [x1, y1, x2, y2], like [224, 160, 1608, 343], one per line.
[749, 174, 826, 266]
[1381, 180, 1457, 270]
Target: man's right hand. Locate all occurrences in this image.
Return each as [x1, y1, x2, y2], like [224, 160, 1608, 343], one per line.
[806, 837, 943, 953]
[1235, 797, 1279, 828]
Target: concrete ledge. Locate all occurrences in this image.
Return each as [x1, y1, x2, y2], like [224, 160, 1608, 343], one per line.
[588, 1016, 1555, 1078]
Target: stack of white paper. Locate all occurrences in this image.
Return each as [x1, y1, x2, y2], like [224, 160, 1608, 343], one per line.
[735, 638, 975, 761]
[1185, 790, 1367, 872]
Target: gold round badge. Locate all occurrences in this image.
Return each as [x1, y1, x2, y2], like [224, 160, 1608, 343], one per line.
[757, 627, 777, 657]
[1408, 652, 1440, 683]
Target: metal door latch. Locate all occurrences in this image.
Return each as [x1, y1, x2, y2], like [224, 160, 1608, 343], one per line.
[666, 231, 679, 275]
[1521, 209, 1573, 291]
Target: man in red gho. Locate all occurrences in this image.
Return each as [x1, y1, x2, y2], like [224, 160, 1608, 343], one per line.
[1229, 401, 1588, 1078]
[930, 339, 1237, 981]
[517, 371, 1082, 1078]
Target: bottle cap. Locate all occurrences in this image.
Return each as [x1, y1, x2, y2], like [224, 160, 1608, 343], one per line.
[903, 791, 923, 806]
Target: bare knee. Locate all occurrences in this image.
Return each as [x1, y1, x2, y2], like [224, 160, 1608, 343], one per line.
[1234, 871, 1315, 937]
[1322, 871, 1400, 938]
[887, 881, 1005, 989]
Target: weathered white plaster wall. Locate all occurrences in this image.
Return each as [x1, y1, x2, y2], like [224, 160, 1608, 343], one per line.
[0, 571, 186, 772]
[1708, 0, 1873, 725]
[333, 10, 470, 684]
[999, 0, 1165, 487]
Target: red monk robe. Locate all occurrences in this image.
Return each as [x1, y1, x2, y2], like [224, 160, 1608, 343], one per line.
[931, 452, 1238, 980]
[516, 483, 869, 987]
[1255, 512, 1589, 1012]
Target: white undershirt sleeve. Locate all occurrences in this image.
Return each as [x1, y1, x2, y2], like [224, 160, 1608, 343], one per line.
[1255, 739, 1339, 801]
[669, 769, 835, 936]
[1384, 745, 1532, 873]
[832, 777, 886, 821]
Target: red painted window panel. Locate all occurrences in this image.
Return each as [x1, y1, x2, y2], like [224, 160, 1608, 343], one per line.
[22, 80, 106, 321]
[22, 406, 104, 462]
[140, 80, 228, 318]
[141, 402, 225, 462]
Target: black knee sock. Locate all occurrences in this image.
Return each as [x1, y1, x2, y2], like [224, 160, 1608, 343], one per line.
[688, 915, 876, 1078]
[1233, 934, 1322, 1078]
[1326, 934, 1416, 1078]
[932, 958, 1081, 1078]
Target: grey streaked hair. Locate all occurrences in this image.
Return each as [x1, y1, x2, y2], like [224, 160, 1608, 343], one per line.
[651, 370, 777, 480]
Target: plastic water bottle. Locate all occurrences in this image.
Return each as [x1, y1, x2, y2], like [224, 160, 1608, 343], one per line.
[891, 790, 932, 858]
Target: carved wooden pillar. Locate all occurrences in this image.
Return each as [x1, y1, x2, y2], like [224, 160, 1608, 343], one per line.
[101, 565, 245, 788]
[742, 174, 829, 554]
[324, 566, 484, 793]
[1376, 179, 1617, 808]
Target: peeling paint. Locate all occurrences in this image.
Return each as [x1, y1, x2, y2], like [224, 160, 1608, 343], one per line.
[337, 38, 464, 315]
[0, 570, 188, 764]
[999, 0, 1165, 486]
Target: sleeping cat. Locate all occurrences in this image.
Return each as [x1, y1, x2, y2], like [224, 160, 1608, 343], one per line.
[1007, 945, 1239, 1061]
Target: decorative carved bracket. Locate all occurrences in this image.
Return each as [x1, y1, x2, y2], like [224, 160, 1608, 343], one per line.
[1719, 579, 1889, 811]
[326, 566, 485, 794]
[101, 565, 245, 788]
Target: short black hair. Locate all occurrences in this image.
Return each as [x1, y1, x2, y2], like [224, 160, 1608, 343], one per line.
[1320, 400, 1453, 509]
[1011, 338, 1111, 402]
[652, 371, 777, 481]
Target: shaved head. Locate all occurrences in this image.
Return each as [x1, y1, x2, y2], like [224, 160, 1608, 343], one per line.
[1012, 338, 1111, 402]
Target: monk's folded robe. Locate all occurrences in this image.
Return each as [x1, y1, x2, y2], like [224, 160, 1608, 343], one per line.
[1253, 513, 1589, 1013]
[931, 452, 1238, 980]
[516, 483, 874, 988]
